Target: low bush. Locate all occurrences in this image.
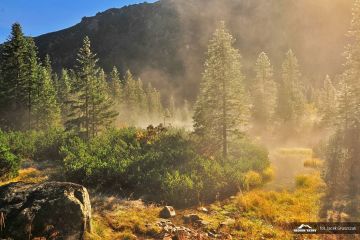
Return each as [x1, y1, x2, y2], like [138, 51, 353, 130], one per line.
[0, 130, 20, 181]
[5, 128, 69, 161]
[242, 171, 263, 191]
[61, 126, 270, 207]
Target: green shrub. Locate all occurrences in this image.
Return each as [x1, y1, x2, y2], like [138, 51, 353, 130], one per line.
[242, 171, 263, 191]
[61, 126, 270, 207]
[5, 128, 69, 161]
[0, 131, 20, 180]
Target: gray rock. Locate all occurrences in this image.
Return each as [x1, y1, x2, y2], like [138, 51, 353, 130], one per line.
[159, 206, 176, 218]
[196, 220, 209, 226]
[0, 182, 91, 240]
[197, 207, 209, 213]
[189, 214, 202, 222]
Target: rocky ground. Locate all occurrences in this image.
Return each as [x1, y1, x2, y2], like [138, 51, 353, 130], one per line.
[0, 148, 329, 240]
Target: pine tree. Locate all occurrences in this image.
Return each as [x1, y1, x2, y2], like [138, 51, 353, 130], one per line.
[145, 82, 164, 122]
[135, 78, 148, 116]
[323, 0, 360, 221]
[276, 50, 305, 123]
[251, 52, 277, 128]
[66, 36, 117, 139]
[123, 70, 138, 115]
[0, 23, 38, 130]
[57, 69, 72, 123]
[109, 66, 122, 102]
[32, 66, 61, 129]
[318, 75, 337, 127]
[24, 38, 41, 130]
[193, 22, 249, 159]
[169, 95, 176, 118]
[88, 68, 118, 138]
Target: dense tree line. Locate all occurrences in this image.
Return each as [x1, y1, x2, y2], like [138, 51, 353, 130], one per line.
[0, 18, 350, 210]
[0, 23, 184, 137]
[322, 0, 360, 221]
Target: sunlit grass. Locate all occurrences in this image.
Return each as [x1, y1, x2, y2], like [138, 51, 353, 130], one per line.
[203, 173, 325, 239]
[86, 198, 161, 240]
[275, 148, 313, 157]
[304, 158, 324, 169]
[0, 167, 47, 186]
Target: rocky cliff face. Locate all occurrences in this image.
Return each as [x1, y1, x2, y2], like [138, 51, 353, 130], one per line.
[0, 182, 91, 240]
[34, 0, 352, 100]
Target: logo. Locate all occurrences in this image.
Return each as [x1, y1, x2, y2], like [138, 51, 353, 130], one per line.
[293, 224, 317, 233]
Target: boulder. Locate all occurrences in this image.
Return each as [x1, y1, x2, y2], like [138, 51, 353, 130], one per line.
[159, 206, 176, 218]
[0, 182, 91, 240]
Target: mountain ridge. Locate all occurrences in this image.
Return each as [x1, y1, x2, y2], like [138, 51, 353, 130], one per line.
[34, 0, 352, 100]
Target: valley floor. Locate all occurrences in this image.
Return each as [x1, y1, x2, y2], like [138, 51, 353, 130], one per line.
[2, 147, 344, 239]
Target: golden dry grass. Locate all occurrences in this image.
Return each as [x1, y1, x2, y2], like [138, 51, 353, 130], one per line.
[0, 167, 48, 186]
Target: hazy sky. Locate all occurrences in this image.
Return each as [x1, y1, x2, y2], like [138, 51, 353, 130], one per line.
[0, 0, 157, 43]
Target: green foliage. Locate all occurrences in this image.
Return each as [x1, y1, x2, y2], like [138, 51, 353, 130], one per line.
[0, 23, 41, 130]
[323, 0, 360, 221]
[66, 36, 118, 139]
[243, 171, 262, 191]
[276, 50, 305, 124]
[193, 21, 249, 159]
[251, 52, 277, 129]
[61, 126, 269, 206]
[0, 130, 20, 180]
[318, 75, 337, 128]
[3, 128, 69, 162]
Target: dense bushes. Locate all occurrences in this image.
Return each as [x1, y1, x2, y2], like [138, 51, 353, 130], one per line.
[0, 125, 270, 206]
[62, 125, 270, 206]
[0, 128, 70, 181]
[0, 130, 20, 180]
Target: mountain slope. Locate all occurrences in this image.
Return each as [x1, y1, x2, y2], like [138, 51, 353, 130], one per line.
[35, 0, 352, 100]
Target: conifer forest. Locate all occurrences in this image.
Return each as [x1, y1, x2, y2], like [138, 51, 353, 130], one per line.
[0, 0, 360, 239]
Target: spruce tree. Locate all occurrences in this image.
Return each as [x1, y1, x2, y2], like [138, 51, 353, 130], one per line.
[276, 50, 305, 123]
[251, 52, 277, 128]
[0, 23, 38, 130]
[318, 75, 337, 128]
[88, 68, 118, 138]
[135, 78, 148, 116]
[66, 36, 117, 139]
[109, 66, 122, 103]
[324, 0, 360, 221]
[169, 95, 176, 118]
[32, 66, 61, 129]
[193, 22, 249, 159]
[123, 70, 138, 115]
[57, 69, 72, 123]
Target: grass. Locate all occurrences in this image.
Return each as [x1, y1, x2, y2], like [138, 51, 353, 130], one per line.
[1, 147, 326, 240]
[196, 173, 326, 239]
[86, 198, 162, 240]
[304, 158, 324, 169]
[0, 167, 48, 186]
[275, 148, 313, 157]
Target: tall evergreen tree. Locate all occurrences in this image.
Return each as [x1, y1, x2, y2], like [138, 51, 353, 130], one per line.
[109, 66, 122, 102]
[193, 22, 249, 159]
[323, 0, 360, 221]
[66, 36, 117, 139]
[123, 70, 138, 115]
[0, 23, 38, 130]
[251, 52, 277, 128]
[169, 95, 176, 118]
[276, 50, 305, 123]
[57, 69, 72, 123]
[147, 84, 163, 121]
[32, 66, 61, 129]
[318, 75, 337, 127]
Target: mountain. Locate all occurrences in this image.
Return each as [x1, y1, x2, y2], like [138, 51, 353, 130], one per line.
[34, 0, 352, 101]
